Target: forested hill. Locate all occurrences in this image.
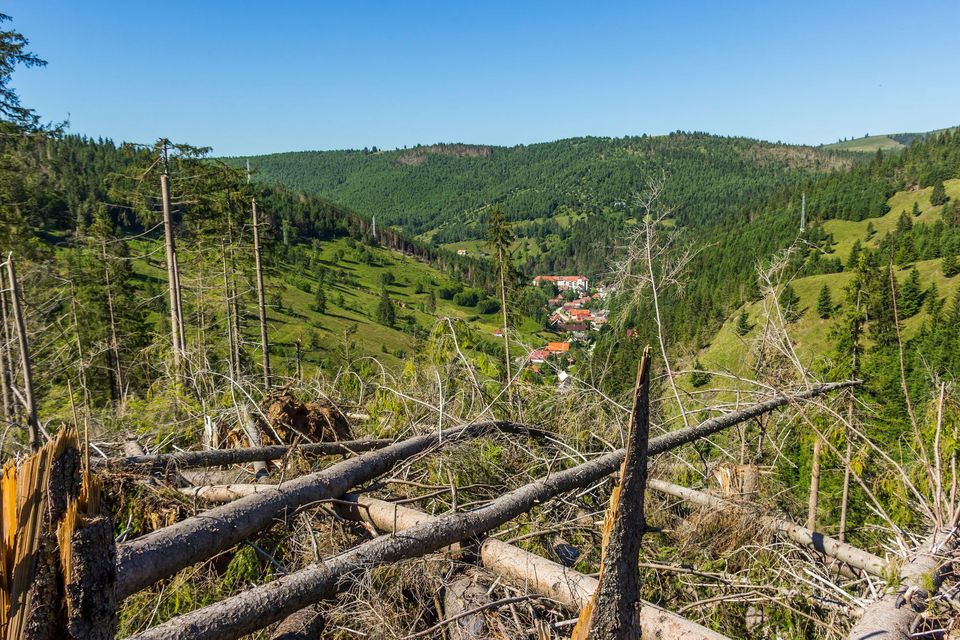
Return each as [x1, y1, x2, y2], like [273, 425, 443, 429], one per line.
[227, 134, 855, 275]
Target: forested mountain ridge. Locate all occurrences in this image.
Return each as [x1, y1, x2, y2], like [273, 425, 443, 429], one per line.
[227, 134, 857, 275]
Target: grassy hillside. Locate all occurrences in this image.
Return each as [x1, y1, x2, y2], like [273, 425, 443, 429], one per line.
[696, 181, 960, 378]
[823, 126, 956, 153]
[125, 235, 552, 377]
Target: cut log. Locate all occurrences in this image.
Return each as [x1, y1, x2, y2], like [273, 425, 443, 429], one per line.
[115, 420, 524, 599]
[846, 526, 960, 640]
[127, 382, 853, 640]
[573, 347, 651, 639]
[443, 573, 491, 640]
[648, 479, 888, 577]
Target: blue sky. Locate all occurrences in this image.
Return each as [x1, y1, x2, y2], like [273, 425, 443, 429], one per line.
[7, 1, 959, 156]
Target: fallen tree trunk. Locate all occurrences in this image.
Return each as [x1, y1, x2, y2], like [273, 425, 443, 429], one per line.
[648, 479, 888, 577]
[846, 525, 960, 639]
[115, 420, 522, 599]
[128, 382, 853, 640]
[269, 605, 325, 640]
[108, 437, 395, 471]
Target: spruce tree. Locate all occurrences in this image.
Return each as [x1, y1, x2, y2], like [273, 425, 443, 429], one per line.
[847, 240, 863, 270]
[926, 281, 944, 317]
[898, 267, 923, 318]
[931, 179, 949, 206]
[313, 285, 326, 314]
[943, 253, 959, 278]
[377, 286, 395, 326]
[816, 284, 833, 319]
[735, 309, 751, 336]
[912, 201, 921, 217]
[689, 358, 711, 387]
[866, 221, 876, 240]
[779, 283, 802, 321]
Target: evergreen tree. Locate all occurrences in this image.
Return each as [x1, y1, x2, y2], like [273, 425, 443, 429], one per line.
[943, 253, 959, 278]
[896, 211, 913, 235]
[925, 281, 944, 317]
[816, 284, 833, 319]
[426, 288, 437, 313]
[689, 358, 711, 387]
[735, 309, 751, 336]
[847, 239, 863, 269]
[865, 221, 876, 240]
[912, 201, 921, 217]
[931, 179, 949, 206]
[898, 267, 924, 318]
[313, 285, 326, 313]
[377, 286, 395, 326]
[779, 283, 801, 321]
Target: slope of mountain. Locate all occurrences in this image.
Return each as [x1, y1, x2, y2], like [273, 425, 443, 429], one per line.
[823, 127, 956, 153]
[227, 134, 855, 276]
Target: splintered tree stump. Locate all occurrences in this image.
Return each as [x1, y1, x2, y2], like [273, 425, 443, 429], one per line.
[443, 573, 491, 640]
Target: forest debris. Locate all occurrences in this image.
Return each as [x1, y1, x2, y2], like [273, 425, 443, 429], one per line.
[262, 392, 352, 443]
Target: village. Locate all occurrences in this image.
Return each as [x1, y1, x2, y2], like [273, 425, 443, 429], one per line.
[520, 274, 611, 373]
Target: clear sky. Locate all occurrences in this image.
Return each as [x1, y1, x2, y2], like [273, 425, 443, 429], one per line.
[6, 1, 959, 156]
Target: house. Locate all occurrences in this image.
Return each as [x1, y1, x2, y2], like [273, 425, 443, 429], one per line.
[571, 297, 592, 307]
[546, 341, 570, 354]
[493, 328, 503, 337]
[528, 348, 550, 364]
[569, 309, 592, 321]
[456, 249, 468, 256]
[532, 275, 590, 294]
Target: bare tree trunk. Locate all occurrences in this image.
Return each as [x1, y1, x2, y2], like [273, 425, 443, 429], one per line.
[101, 239, 124, 405]
[497, 246, 512, 408]
[160, 171, 182, 375]
[221, 241, 237, 381]
[251, 198, 271, 391]
[172, 251, 186, 356]
[806, 437, 822, 531]
[573, 347, 651, 639]
[6, 254, 40, 450]
[270, 606, 325, 640]
[0, 287, 13, 426]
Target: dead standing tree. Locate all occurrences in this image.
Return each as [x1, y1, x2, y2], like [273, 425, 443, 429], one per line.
[573, 346, 652, 638]
[5, 253, 40, 449]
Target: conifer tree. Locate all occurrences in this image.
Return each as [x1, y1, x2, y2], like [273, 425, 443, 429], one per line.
[912, 201, 921, 217]
[931, 179, 949, 206]
[735, 309, 751, 336]
[377, 286, 395, 326]
[847, 239, 863, 269]
[816, 284, 833, 319]
[689, 358, 711, 387]
[925, 281, 944, 317]
[779, 283, 801, 321]
[898, 267, 924, 318]
[313, 285, 326, 314]
[943, 253, 959, 278]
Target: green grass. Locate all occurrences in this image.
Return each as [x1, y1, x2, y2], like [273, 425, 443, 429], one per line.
[823, 135, 905, 153]
[125, 236, 554, 376]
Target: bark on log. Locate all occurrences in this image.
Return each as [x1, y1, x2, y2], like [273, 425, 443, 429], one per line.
[573, 347, 651, 639]
[648, 479, 888, 577]
[115, 421, 521, 599]
[126, 383, 853, 640]
[846, 526, 960, 640]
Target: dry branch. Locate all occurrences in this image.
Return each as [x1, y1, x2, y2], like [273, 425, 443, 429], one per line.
[127, 382, 852, 640]
[648, 479, 888, 577]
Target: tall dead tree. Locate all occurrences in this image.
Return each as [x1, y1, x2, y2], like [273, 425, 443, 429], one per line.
[0, 287, 13, 426]
[100, 239, 124, 404]
[573, 347, 652, 639]
[251, 197, 271, 391]
[6, 254, 40, 450]
[160, 143, 184, 375]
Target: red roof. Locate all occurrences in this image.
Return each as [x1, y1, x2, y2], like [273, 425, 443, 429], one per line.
[547, 342, 570, 353]
[529, 349, 550, 362]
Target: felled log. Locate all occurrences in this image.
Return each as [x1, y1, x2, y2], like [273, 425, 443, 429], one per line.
[846, 525, 960, 639]
[573, 348, 651, 639]
[115, 420, 524, 599]
[128, 382, 854, 640]
[109, 437, 395, 471]
[648, 479, 888, 577]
